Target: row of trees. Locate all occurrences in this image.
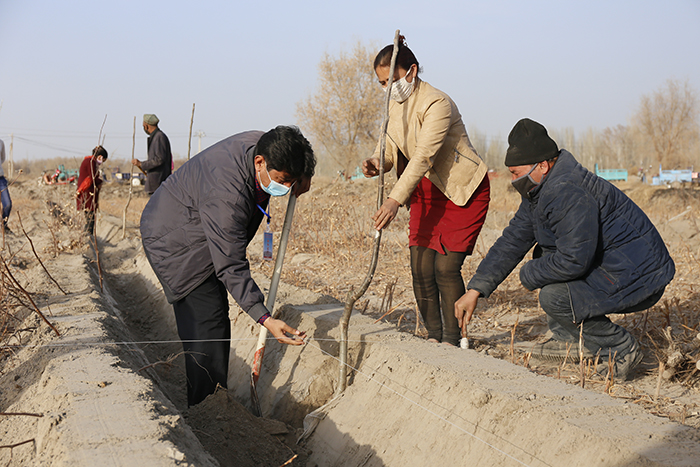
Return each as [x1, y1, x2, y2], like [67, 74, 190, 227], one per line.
[297, 42, 699, 178]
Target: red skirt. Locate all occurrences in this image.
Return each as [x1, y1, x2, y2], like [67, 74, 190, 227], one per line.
[408, 174, 490, 254]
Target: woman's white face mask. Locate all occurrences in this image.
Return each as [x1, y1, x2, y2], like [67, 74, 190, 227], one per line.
[388, 66, 415, 103]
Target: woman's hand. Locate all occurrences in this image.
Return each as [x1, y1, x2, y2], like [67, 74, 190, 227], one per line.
[263, 317, 306, 346]
[372, 198, 400, 230]
[362, 158, 380, 177]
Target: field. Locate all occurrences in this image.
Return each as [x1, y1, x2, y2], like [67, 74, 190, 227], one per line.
[0, 169, 699, 466]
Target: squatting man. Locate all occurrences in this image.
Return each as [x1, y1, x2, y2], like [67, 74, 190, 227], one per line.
[141, 126, 315, 406]
[455, 118, 675, 381]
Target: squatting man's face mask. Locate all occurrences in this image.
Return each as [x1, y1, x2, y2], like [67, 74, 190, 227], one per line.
[510, 164, 541, 198]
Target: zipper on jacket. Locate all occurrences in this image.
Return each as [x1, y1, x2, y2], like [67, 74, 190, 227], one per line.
[454, 147, 480, 165]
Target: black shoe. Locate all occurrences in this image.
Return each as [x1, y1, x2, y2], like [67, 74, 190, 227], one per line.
[597, 339, 644, 381]
[515, 338, 594, 363]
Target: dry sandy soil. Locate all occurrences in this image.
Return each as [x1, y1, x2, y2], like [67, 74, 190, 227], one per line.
[0, 172, 699, 466]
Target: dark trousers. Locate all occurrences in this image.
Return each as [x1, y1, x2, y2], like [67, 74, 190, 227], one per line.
[173, 273, 231, 407]
[539, 283, 664, 358]
[410, 246, 468, 346]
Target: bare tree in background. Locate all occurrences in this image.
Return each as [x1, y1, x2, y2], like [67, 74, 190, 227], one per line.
[470, 128, 505, 170]
[598, 125, 638, 170]
[296, 41, 384, 178]
[634, 79, 699, 169]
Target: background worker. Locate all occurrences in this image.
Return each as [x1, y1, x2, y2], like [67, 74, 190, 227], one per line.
[140, 125, 315, 407]
[0, 138, 11, 234]
[362, 36, 490, 346]
[455, 118, 675, 380]
[76, 146, 108, 235]
[132, 113, 172, 194]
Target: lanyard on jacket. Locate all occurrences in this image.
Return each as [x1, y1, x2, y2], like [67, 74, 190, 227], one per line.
[257, 204, 273, 260]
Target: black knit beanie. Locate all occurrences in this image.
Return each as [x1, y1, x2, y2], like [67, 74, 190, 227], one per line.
[504, 118, 559, 167]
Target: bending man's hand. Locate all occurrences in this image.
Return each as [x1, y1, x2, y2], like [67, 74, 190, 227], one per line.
[263, 317, 306, 346]
[372, 198, 400, 230]
[455, 289, 481, 329]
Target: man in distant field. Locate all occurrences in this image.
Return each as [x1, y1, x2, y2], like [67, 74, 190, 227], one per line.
[0, 138, 12, 234]
[132, 114, 172, 194]
[455, 118, 675, 381]
[141, 125, 315, 406]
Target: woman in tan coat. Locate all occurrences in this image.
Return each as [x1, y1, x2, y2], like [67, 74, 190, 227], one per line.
[362, 36, 490, 346]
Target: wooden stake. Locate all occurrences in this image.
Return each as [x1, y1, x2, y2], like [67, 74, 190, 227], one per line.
[122, 117, 136, 239]
[90, 122, 105, 292]
[187, 103, 195, 160]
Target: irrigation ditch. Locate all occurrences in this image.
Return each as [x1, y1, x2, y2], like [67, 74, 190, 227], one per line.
[0, 180, 700, 466]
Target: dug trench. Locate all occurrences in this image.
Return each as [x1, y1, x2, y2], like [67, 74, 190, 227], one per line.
[1, 184, 700, 466]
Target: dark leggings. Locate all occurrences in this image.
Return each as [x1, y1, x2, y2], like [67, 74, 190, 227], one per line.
[410, 246, 468, 346]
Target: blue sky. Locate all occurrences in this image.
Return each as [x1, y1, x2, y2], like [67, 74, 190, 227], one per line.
[0, 0, 698, 164]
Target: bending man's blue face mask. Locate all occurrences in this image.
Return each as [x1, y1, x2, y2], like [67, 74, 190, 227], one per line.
[510, 164, 540, 199]
[259, 162, 292, 197]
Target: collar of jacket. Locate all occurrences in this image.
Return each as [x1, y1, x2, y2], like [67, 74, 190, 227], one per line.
[527, 150, 566, 200]
[148, 127, 161, 139]
[246, 144, 259, 199]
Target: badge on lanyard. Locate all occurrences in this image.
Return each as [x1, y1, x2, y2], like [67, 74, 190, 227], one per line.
[258, 204, 273, 260]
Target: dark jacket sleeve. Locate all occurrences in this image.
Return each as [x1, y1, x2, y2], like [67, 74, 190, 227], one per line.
[141, 132, 169, 172]
[199, 193, 268, 322]
[519, 183, 598, 290]
[467, 201, 536, 297]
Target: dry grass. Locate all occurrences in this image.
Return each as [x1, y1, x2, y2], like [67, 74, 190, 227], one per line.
[4, 168, 700, 427]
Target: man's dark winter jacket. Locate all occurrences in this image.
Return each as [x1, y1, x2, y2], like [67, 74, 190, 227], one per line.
[140, 131, 269, 322]
[142, 128, 173, 194]
[468, 150, 675, 322]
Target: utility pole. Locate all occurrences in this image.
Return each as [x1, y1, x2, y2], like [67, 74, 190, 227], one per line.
[194, 131, 206, 154]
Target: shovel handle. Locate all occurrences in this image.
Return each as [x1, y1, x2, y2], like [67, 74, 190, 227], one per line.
[251, 194, 297, 383]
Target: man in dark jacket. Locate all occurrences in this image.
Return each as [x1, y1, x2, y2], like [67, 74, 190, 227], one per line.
[455, 118, 675, 380]
[132, 113, 172, 194]
[141, 126, 315, 406]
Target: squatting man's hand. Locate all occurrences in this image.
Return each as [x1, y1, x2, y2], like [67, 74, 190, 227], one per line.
[454, 289, 481, 332]
[131, 158, 142, 169]
[264, 317, 306, 346]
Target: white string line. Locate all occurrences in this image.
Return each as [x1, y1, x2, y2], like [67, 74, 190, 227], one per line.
[304, 339, 551, 467]
[0, 337, 394, 349]
[0, 337, 359, 349]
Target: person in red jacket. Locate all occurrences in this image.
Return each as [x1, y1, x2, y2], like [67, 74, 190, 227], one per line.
[76, 146, 108, 235]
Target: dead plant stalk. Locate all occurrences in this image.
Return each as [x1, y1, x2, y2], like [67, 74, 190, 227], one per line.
[122, 116, 136, 239]
[16, 212, 67, 295]
[337, 29, 400, 396]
